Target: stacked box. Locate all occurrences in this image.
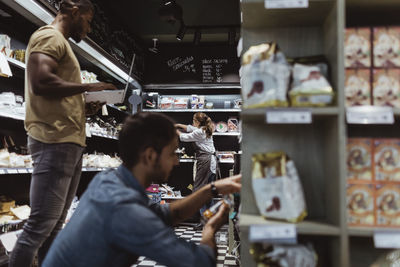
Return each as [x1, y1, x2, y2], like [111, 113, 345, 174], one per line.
[376, 184, 400, 227]
[373, 27, 400, 68]
[347, 138, 373, 181]
[345, 28, 372, 68]
[347, 184, 375, 226]
[374, 139, 400, 182]
[345, 69, 371, 106]
[372, 69, 400, 107]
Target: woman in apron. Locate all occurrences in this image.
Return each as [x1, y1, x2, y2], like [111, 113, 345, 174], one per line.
[176, 112, 219, 227]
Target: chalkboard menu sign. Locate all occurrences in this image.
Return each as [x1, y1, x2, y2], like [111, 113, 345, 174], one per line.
[146, 44, 240, 84]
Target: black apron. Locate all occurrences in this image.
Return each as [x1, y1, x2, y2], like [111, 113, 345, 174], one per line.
[193, 143, 220, 192]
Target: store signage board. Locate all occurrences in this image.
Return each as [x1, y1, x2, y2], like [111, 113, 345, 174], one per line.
[346, 106, 394, 124]
[374, 230, 400, 249]
[249, 224, 297, 244]
[266, 109, 312, 124]
[265, 0, 308, 9]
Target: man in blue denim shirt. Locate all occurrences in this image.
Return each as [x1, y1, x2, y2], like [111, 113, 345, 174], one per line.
[43, 112, 241, 267]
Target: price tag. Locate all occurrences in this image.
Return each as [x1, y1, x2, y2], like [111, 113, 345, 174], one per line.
[7, 169, 18, 174]
[27, 168, 33, 173]
[266, 109, 312, 124]
[347, 106, 394, 124]
[249, 224, 297, 244]
[374, 230, 400, 248]
[0, 169, 5, 174]
[265, 0, 308, 9]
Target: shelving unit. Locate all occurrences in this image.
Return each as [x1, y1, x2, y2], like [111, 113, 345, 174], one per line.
[0, 167, 116, 175]
[240, 0, 346, 266]
[345, 1, 400, 266]
[0, 3, 132, 257]
[2, 0, 140, 88]
[142, 108, 241, 113]
[142, 83, 241, 195]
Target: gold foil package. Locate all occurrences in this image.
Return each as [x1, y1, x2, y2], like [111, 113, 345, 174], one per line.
[250, 243, 317, 267]
[251, 152, 307, 223]
[289, 63, 334, 107]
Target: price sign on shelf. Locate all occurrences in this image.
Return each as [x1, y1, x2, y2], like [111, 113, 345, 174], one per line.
[346, 106, 394, 124]
[265, 0, 308, 9]
[374, 230, 400, 249]
[249, 224, 297, 244]
[266, 109, 312, 124]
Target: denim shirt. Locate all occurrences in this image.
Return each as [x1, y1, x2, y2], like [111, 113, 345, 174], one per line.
[43, 165, 215, 267]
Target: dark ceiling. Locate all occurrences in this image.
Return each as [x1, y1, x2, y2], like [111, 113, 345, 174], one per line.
[98, 0, 241, 44]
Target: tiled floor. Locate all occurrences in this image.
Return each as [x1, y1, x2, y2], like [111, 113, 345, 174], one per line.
[133, 224, 239, 267]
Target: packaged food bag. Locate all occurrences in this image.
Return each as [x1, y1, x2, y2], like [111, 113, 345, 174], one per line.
[241, 43, 290, 109]
[251, 152, 307, 223]
[250, 243, 317, 267]
[371, 250, 400, 267]
[289, 63, 334, 107]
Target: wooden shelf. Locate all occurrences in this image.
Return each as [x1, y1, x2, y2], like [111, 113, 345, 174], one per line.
[7, 57, 26, 69]
[241, 0, 335, 28]
[142, 108, 241, 113]
[179, 159, 195, 163]
[90, 132, 118, 140]
[144, 83, 241, 90]
[213, 132, 240, 136]
[0, 167, 117, 174]
[241, 107, 339, 118]
[348, 226, 400, 237]
[240, 214, 341, 236]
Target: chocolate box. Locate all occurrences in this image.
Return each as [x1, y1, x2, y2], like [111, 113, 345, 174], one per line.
[347, 138, 373, 182]
[373, 27, 400, 67]
[373, 69, 400, 108]
[347, 184, 375, 226]
[376, 184, 400, 227]
[345, 69, 371, 106]
[374, 139, 400, 182]
[345, 28, 371, 68]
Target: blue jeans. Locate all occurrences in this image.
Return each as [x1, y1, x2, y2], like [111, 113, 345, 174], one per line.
[9, 137, 84, 267]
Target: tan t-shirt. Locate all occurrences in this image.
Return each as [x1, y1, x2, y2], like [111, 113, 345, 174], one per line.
[25, 25, 86, 147]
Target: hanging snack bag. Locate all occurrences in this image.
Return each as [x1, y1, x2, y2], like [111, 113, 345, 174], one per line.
[241, 43, 290, 109]
[251, 152, 307, 223]
[289, 63, 334, 107]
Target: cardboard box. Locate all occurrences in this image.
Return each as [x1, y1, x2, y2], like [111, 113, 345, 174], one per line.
[373, 69, 400, 107]
[376, 184, 400, 227]
[373, 26, 400, 67]
[345, 28, 371, 68]
[347, 138, 373, 182]
[374, 139, 400, 182]
[347, 184, 375, 226]
[345, 69, 371, 106]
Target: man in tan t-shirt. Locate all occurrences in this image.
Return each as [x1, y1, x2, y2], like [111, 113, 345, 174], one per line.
[9, 0, 116, 266]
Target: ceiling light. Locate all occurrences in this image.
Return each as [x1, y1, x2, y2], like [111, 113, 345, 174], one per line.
[158, 0, 183, 25]
[176, 21, 186, 41]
